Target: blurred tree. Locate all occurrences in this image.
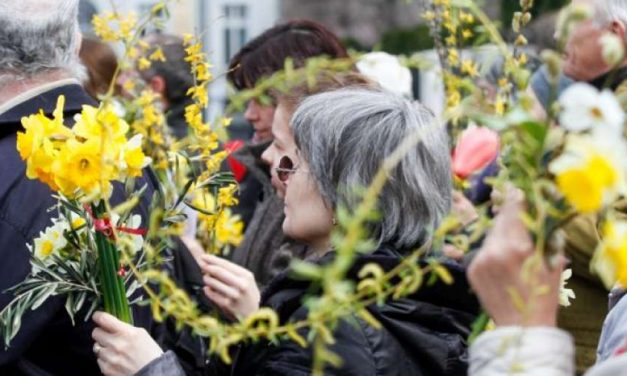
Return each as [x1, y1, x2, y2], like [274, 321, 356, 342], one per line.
[379, 25, 435, 54]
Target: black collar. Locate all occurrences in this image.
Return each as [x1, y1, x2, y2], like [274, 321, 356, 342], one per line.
[589, 66, 627, 91]
[0, 84, 96, 125]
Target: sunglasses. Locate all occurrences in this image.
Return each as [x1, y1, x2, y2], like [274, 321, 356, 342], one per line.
[275, 155, 299, 182]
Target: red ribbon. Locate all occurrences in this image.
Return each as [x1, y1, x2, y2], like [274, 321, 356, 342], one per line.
[84, 204, 148, 240]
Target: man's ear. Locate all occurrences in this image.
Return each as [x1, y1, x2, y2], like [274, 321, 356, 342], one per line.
[610, 20, 627, 41]
[149, 75, 167, 96]
[75, 32, 83, 56]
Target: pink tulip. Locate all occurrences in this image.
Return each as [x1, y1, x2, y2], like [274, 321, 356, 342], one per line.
[452, 126, 499, 179]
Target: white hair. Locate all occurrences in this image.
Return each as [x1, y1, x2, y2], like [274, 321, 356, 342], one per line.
[0, 0, 85, 79]
[594, 0, 627, 29]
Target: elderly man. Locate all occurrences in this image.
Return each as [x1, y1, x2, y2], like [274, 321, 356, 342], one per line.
[0, 1, 169, 374]
[532, 0, 627, 109]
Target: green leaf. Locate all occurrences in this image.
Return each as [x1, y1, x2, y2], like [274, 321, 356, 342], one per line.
[173, 179, 195, 210]
[65, 295, 76, 325]
[31, 283, 58, 310]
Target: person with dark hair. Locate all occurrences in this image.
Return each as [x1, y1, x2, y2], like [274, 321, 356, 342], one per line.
[137, 33, 196, 139]
[79, 37, 118, 99]
[223, 19, 350, 288]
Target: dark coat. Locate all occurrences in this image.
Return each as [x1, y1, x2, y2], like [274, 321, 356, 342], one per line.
[139, 245, 479, 376]
[231, 245, 480, 375]
[0, 84, 160, 375]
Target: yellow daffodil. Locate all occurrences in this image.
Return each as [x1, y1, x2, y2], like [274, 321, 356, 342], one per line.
[54, 138, 110, 195]
[73, 104, 129, 143]
[593, 220, 627, 288]
[123, 135, 151, 177]
[550, 134, 626, 213]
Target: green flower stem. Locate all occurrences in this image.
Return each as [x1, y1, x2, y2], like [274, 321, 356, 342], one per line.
[93, 203, 134, 324]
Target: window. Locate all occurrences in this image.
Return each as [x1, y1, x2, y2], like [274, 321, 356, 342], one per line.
[223, 4, 248, 63]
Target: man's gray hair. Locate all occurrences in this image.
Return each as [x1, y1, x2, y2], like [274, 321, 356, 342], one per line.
[0, 0, 83, 78]
[594, 0, 627, 31]
[291, 88, 452, 251]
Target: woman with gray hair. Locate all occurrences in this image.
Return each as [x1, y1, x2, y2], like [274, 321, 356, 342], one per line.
[91, 88, 479, 375]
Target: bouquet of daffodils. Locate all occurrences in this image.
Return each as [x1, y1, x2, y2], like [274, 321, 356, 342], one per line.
[1, 96, 152, 346]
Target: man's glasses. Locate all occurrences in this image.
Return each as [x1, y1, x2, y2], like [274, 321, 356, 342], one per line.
[275, 155, 299, 182]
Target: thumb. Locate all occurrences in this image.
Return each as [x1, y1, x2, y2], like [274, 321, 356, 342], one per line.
[93, 311, 132, 333]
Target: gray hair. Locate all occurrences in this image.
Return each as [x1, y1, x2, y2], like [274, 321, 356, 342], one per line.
[593, 0, 627, 31]
[0, 0, 84, 79]
[291, 88, 452, 251]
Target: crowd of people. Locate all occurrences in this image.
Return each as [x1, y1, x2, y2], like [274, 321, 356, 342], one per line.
[2, 0, 627, 375]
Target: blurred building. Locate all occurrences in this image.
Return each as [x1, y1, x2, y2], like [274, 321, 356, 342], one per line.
[80, 0, 509, 126]
[82, 0, 279, 119]
[280, 0, 501, 47]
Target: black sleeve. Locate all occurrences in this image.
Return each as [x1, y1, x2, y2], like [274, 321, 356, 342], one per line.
[0, 217, 64, 366]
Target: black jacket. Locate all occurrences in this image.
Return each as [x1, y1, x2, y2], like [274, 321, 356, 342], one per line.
[0, 84, 161, 375]
[139, 245, 479, 375]
[230, 245, 480, 375]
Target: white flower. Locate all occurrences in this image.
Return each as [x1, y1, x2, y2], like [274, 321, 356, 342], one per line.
[32, 220, 69, 262]
[112, 213, 144, 254]
[356, 52, 413, 97]
[558, 83, 624, 135]
[601, 33, 625, 67]
[559, 269, 576, 307]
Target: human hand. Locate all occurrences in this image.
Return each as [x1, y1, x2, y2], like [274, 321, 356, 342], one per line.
[452, 190, 478, 226]
[199, 254, 260, 320]
[92, 311, 163, 376]
[180, 234, 206, 266]
[443, 191, 479, 261]
[468, 188, 564, 327]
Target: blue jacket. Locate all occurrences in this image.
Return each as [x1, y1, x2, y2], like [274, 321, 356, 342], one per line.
[0, 84, 158, 375]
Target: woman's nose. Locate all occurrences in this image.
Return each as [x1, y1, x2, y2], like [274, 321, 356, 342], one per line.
[244, 101, 258, 122]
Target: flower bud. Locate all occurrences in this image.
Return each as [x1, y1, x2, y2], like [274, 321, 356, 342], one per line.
[452, 126, 500, 180]
[520, 0, 533, 9]
[601, 33, 626, 67]
[512, 12, 522, 33]
[541, 50, 563, 80]
[515, 34, 528, 46]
